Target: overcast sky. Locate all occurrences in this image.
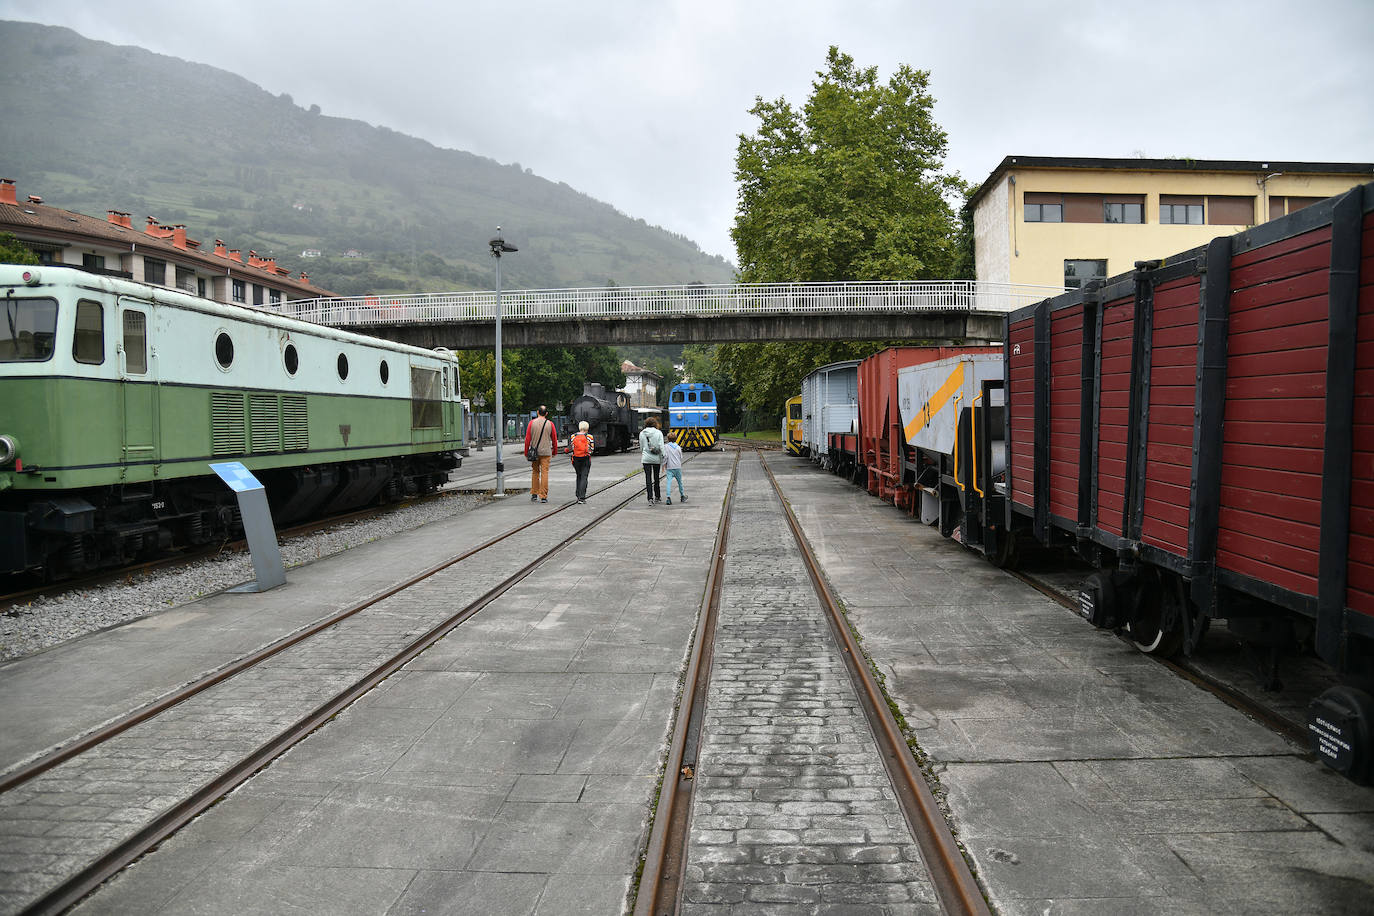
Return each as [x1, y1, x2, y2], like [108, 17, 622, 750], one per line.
[3, 0, 1372, 262]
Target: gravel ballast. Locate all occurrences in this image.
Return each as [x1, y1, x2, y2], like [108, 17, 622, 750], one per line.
[0, 490, 489, 663]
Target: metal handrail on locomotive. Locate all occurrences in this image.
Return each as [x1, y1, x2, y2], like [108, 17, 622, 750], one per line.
[668, 381, 717, 450]
[0, 264, 466, 581]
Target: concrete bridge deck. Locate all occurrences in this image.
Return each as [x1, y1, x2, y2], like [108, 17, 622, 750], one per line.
[277, 281, 1063, 349]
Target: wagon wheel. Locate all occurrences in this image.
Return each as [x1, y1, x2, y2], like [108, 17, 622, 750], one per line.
[987, 529, 1019, 570]
[1125, 573, 1184, 657]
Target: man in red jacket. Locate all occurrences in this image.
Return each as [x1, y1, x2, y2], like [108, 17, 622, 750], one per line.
[524, 405, 558, 504]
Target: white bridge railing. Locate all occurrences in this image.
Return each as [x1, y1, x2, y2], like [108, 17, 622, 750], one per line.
[279, 281, 1063, 326]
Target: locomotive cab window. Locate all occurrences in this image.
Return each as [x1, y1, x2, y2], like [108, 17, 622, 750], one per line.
[701, 390, 714, 403]
[671, 390, 685, 403]
[688, 391, 697, 403]
[72, 299, 104, 364]
[1, 297, 57, 362]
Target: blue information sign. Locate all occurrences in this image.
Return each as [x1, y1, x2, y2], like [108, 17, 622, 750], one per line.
[209, 462, 265, 494]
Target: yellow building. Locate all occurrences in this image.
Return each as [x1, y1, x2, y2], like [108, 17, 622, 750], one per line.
[970, 156, 1374, 289]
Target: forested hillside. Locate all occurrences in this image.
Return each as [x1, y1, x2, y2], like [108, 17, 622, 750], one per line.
[0, 21, 734, 295]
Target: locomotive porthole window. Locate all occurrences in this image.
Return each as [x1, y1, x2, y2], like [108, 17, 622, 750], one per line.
[337, 353, 349, 380]
[283, 343, 299, 376]
[215, 332, 235, 369]
[380, 359, 390, 385]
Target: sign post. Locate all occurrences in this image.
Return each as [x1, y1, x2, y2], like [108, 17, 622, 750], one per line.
[210, 462, 287, 593]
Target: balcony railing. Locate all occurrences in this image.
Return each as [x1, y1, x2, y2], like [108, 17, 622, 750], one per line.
[277, 281, 1064, 327]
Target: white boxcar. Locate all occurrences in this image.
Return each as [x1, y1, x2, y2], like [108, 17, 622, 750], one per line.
[898, 352, 1005, 523]
[800, 359, 860, 466]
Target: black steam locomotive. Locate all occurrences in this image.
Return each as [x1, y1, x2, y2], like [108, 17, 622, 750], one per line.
[567, 383, 639, 452]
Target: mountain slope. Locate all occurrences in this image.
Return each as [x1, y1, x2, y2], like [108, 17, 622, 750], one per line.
[0, 20, 735, 294]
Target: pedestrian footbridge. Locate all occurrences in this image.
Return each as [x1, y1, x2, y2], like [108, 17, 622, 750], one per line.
[279, 281, 1063, 349]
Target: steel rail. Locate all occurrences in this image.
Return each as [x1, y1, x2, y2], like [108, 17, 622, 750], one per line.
[21, 480, 649, 916]
[0, 475, 634, 795]
[759, 453, 992, 916]
[633, 449, 739, 916]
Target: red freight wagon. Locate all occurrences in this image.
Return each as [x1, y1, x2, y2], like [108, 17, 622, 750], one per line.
[986, 184, 1374, 782]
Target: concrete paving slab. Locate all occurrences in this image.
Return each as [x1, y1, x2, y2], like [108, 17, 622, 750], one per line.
[766, 454, 1374, 915]
[60, 452, 737, 914]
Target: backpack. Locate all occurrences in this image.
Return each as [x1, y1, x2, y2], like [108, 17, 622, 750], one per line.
[571, 432, 592, 458]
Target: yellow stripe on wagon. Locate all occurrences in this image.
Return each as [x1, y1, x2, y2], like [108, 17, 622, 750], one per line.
[903, 361, 966, 442]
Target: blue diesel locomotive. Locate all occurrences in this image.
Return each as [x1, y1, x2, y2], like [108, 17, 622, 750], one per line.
[667, 382, 718, 450]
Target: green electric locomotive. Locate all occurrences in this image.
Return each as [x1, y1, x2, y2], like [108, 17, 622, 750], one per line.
[0, 264, 465, 579]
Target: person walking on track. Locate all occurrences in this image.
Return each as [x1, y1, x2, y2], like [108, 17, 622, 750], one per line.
[662, 431, 687, 505]
[568, 420, 595, 504]
[524, 405, 558, 504]
[639, 416, 665, 505]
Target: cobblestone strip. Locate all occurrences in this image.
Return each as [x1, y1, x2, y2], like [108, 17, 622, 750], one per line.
[0, 518, 579, 914]
[681, 458, 940, 914]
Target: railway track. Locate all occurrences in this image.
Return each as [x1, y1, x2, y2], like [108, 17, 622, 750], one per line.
[634, 449, 988, 915]
[0, 472, 644, 915]
[0, 490, 476, 613]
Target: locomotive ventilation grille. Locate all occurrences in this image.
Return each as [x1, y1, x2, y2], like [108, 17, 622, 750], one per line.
[282, 395, 308, 451]
[211, 392, 247, 456]
[212, 392, 309, 455]
[250, 395, 281, 452]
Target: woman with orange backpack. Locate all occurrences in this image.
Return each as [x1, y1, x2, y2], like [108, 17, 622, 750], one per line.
[568, 420, 595, 504]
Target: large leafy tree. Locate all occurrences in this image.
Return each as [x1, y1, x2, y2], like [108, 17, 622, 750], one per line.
[732, 46, 963, 283]
[458, 346, 623, 415]
[0, 232, 39, 266]
[722, 48, 964, 425]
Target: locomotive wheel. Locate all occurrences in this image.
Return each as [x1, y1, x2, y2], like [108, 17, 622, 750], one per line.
[1126, 579, 1184, 657]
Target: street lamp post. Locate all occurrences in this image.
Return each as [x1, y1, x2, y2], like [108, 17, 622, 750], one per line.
[489, 229, 518, 497]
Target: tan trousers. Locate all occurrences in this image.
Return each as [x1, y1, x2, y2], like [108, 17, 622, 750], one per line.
[530, 455, 551, 499]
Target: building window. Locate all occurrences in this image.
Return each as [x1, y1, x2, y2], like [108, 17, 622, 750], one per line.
[269, 289, 281, 305]
[1269, 196, 1322, 219]
[1064, 259, 1107, 289]
[197, 278, 207, 298]
[73, 299, 104, 364]
[176, 266, 196, 293]
[83, 253, 106, 271]
[1104, 200, 1144, 223]
[145, 258, 166, 285]
[1024, 193, 1063, 223]
[232, 279, 246, 303]
[1160, 196, 1204, 225]
[252, 284, 264, 306]
[1207, 195, 1255, 225]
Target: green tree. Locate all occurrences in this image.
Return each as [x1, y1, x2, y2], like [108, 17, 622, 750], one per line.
[732, 46, 963, 283]
[458, 346, 623, 416]
[0, 232, 40, 266]
[720, 47, 963, 421]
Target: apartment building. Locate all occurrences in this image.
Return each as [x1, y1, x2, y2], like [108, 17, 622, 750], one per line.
[969, 156, 1374, 289]
[0, 178, 331, 304]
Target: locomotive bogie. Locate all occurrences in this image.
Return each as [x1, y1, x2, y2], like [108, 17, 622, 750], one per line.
[1, 265, 465, 579]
